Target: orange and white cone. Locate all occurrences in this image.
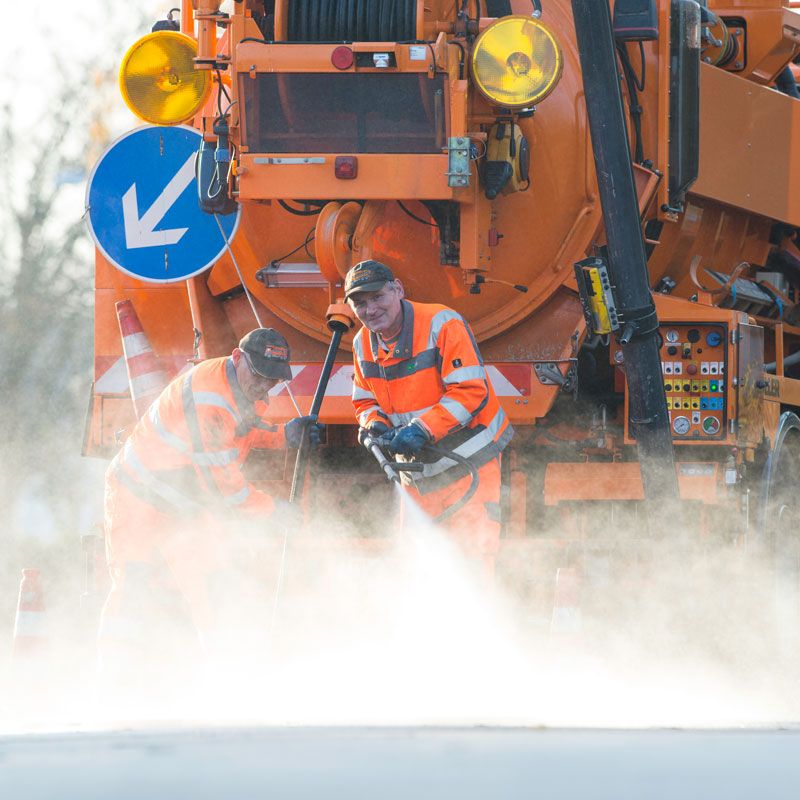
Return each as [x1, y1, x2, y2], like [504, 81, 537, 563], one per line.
[115, 299, 169, 418]
[11, 569, 47, 660]
[550, 567, 583, 635]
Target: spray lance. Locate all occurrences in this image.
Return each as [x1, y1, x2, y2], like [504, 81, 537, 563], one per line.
[288, 302, 356, 501]
[269, 302, 356, 633]
[361, 436, 480, 524]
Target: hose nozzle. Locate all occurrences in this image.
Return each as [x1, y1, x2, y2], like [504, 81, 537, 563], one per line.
[362, 434, 400, 483]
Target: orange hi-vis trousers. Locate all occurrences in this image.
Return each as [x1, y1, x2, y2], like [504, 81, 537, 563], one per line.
[403, 457, 502, 578]
[98, 465, 233, 664]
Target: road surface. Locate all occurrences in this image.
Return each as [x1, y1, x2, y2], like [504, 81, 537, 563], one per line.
[1, 726, 799, 799]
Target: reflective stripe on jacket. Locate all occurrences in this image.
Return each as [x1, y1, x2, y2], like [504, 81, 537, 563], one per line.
[351, 300, 512, 492]
[115, 356, 284, 515]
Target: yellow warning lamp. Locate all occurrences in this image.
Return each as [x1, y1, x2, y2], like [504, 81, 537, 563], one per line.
[119, 31, 211, 125]
[470, 15, 563, 109]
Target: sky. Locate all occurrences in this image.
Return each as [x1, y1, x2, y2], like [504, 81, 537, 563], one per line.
[3, 1, 165, 134]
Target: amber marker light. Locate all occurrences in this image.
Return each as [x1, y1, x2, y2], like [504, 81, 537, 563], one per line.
[119, 31, 212, 125]
[470, 15, 563, 109]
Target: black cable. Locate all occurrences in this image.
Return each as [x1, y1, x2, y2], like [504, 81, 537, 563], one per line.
[287, 0, 417, 41]
[215, 69, 231, 118]
[269, 229, 316, 268]
[531, 0, 542, 14]
[616, 41, 645, 164]
[450, 40, 466, 80]
[422, 445, 479, 523]
[278, 199, 324, 216]
[397, 200, 437, 227]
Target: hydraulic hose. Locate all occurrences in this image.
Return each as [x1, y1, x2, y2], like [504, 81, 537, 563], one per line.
[363, 438, 480, 524]
[423, 444, 479, 523]
[765, 350, 800, 374]
[287, 0, 417, 42]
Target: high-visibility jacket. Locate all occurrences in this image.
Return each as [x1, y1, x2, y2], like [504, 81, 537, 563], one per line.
[112, 356, 284, 517]
[352, 300, 513, 493]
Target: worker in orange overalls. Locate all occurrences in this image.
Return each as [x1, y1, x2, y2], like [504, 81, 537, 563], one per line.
[346, 260, 513, 577]
[99, 327, 320, 670]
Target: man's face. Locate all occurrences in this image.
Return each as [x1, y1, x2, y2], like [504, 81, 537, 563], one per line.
[233, 348, 281, 403]
[348, 280, 404, 337]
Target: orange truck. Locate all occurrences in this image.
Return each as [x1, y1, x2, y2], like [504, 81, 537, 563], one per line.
[84, 0, 800, 622]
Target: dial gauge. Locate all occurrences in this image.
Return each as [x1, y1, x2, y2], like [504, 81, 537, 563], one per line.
[673, 415, 691, 435]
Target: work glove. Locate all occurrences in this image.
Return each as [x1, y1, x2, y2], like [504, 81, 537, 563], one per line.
[284, 415, 325, 449]
[358, 421, 395, 446]
[388, 420, 431, 457]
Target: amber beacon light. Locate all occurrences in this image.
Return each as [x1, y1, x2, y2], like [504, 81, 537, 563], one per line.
[470, 15, 563, 109]
[119, 31, 211, 125]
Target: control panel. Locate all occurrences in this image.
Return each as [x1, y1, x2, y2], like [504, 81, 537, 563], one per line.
[660, 324, 727, 440]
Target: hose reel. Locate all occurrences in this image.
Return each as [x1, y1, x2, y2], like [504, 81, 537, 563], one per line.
[287, 0, 418, 42]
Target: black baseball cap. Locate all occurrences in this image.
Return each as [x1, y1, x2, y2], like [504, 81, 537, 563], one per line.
[238, 328, 292, 381]
[344, 260, 395, 300]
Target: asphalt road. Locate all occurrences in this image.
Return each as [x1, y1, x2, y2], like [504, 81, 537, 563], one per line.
[1, 726, 799, 799]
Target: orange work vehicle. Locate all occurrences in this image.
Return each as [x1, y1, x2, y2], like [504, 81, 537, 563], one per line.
[84, 0, 800, 628]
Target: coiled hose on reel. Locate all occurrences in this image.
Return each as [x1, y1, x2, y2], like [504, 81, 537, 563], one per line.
[287, 0, 418, 42]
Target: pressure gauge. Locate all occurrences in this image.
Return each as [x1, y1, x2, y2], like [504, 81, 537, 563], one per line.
[702, 416, 721, 435]
[673, 415, 691, 435]
[665, 329, 680, 343]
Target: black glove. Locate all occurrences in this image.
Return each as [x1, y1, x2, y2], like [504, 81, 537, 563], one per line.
[358, 421, 393, 446]
[388, 421, 430, 456]
[284, 415, 325, 448]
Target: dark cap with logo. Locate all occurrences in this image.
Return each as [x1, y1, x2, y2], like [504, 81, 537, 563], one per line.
[238, 328, 292, 381]
[344, 260, 395, 300]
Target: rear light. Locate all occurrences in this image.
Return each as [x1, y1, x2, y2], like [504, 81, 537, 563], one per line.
[331, 46, 354, 70]
[335, 156, 358, 180]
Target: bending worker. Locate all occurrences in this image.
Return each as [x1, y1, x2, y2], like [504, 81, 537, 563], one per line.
[346, 260, 513, 576]
[99, 327, 321, 662]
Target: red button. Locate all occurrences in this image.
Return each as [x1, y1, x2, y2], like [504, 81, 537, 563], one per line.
[687, 364, 698, 375]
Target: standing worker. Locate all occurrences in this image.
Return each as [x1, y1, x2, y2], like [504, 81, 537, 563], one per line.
[99, 328, 321, 667]
[346, 260, 513, 577]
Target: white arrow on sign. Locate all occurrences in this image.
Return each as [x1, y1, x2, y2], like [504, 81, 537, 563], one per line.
[122, 153, 196, 249]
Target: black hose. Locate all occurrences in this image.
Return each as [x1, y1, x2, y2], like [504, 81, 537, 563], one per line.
[616, 41, 645, 164]
[765, 350, 800, 373]
[390, 444, 480, 522]
[278, 199, 324, 216]
[287, 0, 417, 42]
[422, 445, 480, 523]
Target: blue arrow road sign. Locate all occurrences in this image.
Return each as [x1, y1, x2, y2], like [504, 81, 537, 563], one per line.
[85, 125, 240, 283]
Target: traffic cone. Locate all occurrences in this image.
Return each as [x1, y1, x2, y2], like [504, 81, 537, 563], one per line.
[115, 299, 169, 418]
[550, 567, 583, 635]
[11, 569, 47, 660]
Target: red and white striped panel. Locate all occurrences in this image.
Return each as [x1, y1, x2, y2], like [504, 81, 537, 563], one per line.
[95, 355, 194, 395]
[268, 363, 532, 399]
